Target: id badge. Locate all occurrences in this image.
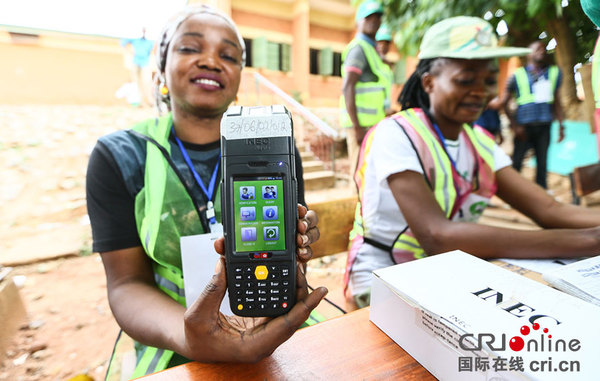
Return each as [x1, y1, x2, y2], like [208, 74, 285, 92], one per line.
[180, 226, 233, 315]
[532, 78, 552, 103]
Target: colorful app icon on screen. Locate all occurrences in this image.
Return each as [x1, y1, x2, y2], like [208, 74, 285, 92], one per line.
[241, 227, 257, 241]
[240, 207, 256, 221]
[261, 185, 278, 200]
[240, 186, 255, 200]
[262, 206, 278, 220]
[263, 226, 279, 241]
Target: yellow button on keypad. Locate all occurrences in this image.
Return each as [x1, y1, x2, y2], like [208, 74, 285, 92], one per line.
[254, 265, 268, 280]
[237, 304, 243, 310]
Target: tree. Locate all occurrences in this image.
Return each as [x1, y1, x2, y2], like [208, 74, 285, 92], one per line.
[383, 0, 597, 119]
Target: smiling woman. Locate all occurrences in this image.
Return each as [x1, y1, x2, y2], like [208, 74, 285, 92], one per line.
[344, 16, 600, 311]
[85, 5, 327, 379]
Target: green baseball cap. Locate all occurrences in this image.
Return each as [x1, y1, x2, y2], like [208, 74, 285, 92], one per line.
[355, 0, 383, 22]
[376, 24, 392, 42]
[582, 0, 600, 27]
[418, 16, 531, 60]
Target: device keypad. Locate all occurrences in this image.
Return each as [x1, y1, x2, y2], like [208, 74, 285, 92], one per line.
[233, 264, 292, 313]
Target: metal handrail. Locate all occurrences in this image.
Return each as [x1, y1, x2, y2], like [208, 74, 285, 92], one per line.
[253, 72, 339, 139]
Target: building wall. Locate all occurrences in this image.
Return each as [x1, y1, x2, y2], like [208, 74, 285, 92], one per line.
[0, 30, 130, 105]
[0, 2, 433, 108]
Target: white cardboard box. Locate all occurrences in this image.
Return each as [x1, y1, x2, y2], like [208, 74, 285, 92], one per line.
[370, 251, 600, 381]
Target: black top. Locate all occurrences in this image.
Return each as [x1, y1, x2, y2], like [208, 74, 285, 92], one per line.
[86, 129, 306, 253]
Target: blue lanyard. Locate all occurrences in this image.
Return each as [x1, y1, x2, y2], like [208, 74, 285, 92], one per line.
[431, 123, 459, 171]
[171, 126, 220, 225]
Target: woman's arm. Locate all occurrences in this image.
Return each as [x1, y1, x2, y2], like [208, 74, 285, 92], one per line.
[387, 170, 600, 259]
[101, 246, 187, 351]
[495, 166, 600, 229]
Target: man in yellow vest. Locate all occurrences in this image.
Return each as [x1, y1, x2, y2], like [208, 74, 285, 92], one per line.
[340, 0, 390, 176]
[500, 41, 565, 189]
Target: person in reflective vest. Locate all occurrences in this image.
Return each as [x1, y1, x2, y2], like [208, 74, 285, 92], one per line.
[86, 5, 327, 379]
[340, 0, 391, 175]
[375, 23, 395, 115]
[499, 41, 565, 189]
[344, 16, 600, 310]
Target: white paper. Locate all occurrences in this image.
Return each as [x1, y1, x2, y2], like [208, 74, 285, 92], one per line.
[542, 256, 600, 306]
[498, 258, 579, 273]
[181, 232, 232, 315]
[532, 77, 552, 103]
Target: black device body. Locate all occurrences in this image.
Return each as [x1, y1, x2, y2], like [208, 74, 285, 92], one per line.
[220, 105, 297, 317]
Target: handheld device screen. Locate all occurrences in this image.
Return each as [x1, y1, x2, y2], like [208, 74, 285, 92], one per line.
[233, 176, 286, 253]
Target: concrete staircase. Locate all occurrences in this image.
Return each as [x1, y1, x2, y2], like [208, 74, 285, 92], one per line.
[298, 146, 336, 190]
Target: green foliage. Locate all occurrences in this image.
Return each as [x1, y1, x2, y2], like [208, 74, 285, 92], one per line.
[384, 0, 596, 64]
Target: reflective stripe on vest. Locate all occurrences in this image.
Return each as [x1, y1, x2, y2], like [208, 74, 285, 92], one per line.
[339, 39, 391, 128]
[121, 114, 218, 377]
[593, 34, 600, 108]
[514, 66, 559, 105]
[347, 108, 497, 270]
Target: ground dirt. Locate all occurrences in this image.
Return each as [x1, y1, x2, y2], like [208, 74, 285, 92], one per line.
[0, 105, 587, 381]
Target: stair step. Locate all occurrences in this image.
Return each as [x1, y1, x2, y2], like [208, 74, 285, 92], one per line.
[303, 170, 336, 191]
[297, 144, 310, 154]
[300, 151, 315, 161]
[302, 160, 326, 173]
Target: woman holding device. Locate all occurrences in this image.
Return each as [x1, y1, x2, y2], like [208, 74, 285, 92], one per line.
[86, 5, 326, 378]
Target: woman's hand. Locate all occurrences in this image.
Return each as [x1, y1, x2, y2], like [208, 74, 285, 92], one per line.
[179, 256, 328, 363]
[296, 204, 320, 264]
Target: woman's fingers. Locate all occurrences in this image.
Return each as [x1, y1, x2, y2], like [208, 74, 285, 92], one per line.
[297, 245, 313, 263]
[213, 237, 225, 255]
[244, 270, 327, 360]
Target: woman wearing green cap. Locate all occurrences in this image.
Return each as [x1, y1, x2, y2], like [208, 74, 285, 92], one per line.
[344, 16, 600, 309]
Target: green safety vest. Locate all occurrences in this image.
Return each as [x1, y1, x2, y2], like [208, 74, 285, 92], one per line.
[345, 108, 498, 289]
[105, 114, 324, 380]
[592, 34, 600, 108]
[105, 114, 222, 379]
[514, 66, 559, 106]
[339, 38, 391, 128]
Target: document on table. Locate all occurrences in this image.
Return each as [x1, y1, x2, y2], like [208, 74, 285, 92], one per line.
[541, 256, 600, 307]
[498, 258, 580, 274]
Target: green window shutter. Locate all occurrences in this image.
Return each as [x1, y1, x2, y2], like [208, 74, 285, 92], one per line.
[252, 37, 268, 69]
[394, 57, 407, 84]
[281, 44, 291, 72]
[319, 47, 333, 76]
[267, 42, 280, 71]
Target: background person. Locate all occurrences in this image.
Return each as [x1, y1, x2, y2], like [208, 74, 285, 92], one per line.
[120, 28, 155, 107]
[87, 6, 326, 378]
[499, 41, 565, 189]
[340, 0, 390, 176]
[344, 16, 600, 309]
[475, 95, 503, 144]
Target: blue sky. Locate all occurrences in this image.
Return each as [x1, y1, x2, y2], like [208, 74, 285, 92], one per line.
[0, 0, 188, 39]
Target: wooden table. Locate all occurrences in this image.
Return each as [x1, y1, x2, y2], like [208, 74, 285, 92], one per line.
[139, 307, 436, 380]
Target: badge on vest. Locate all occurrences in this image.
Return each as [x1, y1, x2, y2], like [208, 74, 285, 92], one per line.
[532, 78, 552, 103]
